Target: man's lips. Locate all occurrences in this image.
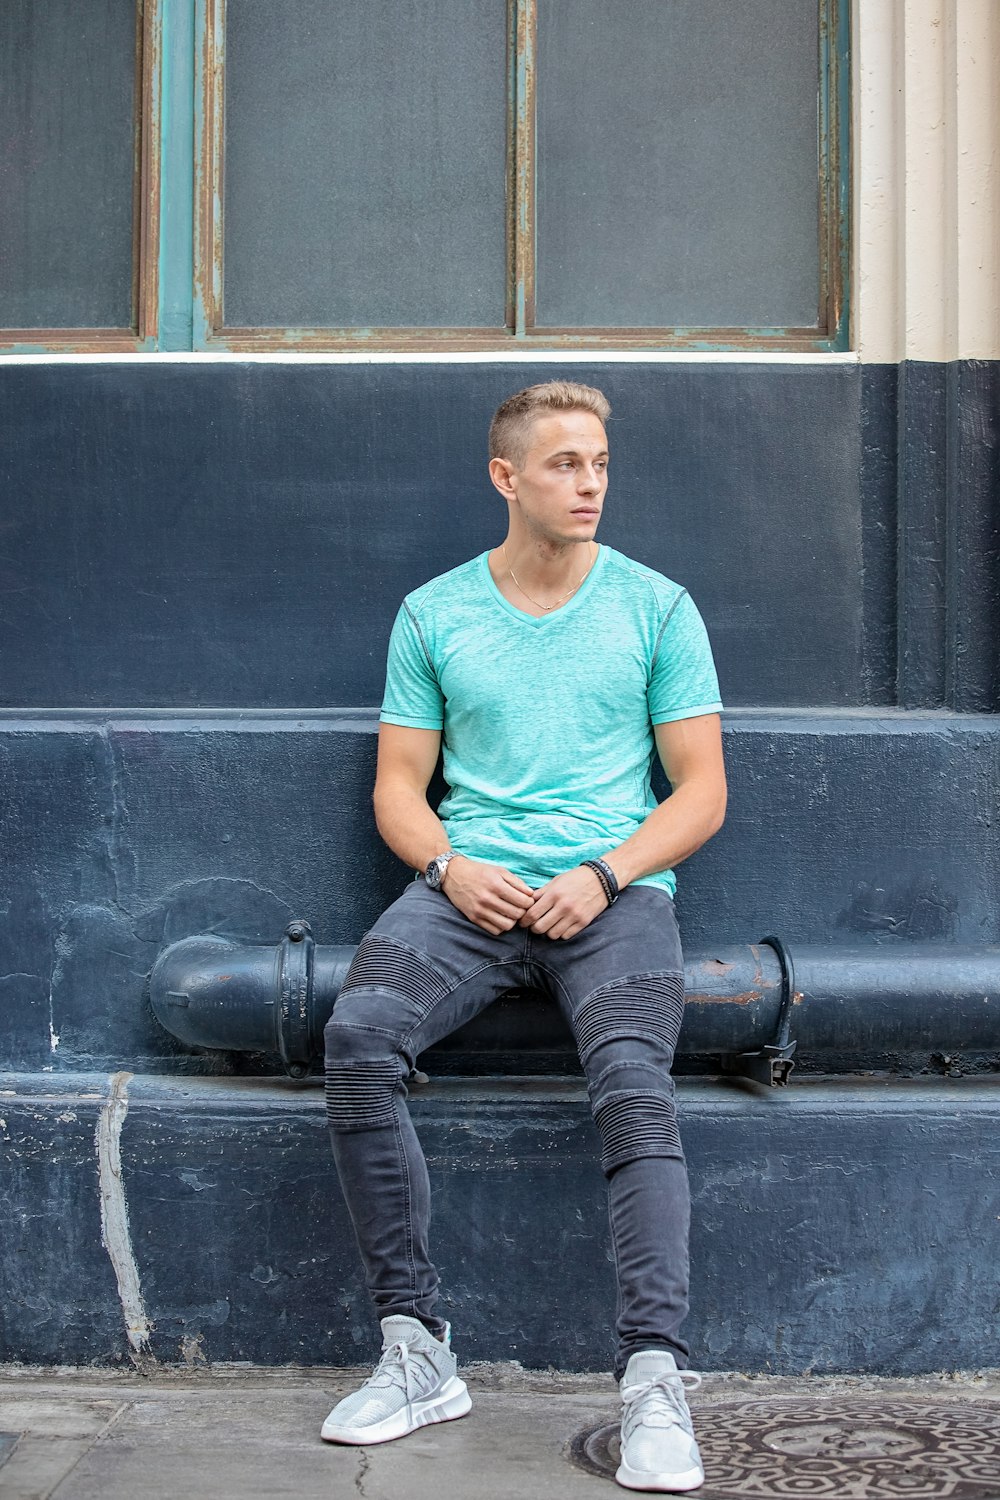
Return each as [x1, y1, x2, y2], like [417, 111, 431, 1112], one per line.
[571, 506, 600, 516]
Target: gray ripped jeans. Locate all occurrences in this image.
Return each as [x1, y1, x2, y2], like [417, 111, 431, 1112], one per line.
[324, 879, 691, 1379]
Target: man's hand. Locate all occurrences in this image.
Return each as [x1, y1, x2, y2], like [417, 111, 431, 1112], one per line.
[518, 865, 608, 940]
[441, 855, 535, 935]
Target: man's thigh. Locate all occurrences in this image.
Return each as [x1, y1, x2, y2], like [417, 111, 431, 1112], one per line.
[531, 885, 686, 1063]
[533, 886, 687, 1170]
[327, 881, 528, 1056]
[536, 885, 683, 1001]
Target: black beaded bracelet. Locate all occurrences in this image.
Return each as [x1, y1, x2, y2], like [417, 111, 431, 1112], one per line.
[582, 860, 612, 904]
[582, 857, 620, 906]
[592, 857, 620, 902]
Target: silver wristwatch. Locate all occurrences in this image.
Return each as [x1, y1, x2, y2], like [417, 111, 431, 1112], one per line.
[424, 850, 458, 890]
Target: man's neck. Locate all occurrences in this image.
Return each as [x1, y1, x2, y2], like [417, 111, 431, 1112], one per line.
[488, 538, 598, 617]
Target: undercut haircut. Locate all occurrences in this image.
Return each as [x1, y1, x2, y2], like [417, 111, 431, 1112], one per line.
[489, 381, 611, 468]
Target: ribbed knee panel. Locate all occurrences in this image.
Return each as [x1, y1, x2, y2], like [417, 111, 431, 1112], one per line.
[576, 973, 686, 1175]
[324, 934, 449, 1133]
[324, 1055, 402, 1132]
[593, 1087, 683, 1174]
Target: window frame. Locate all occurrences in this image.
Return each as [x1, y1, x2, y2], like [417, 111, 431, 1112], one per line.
[195, 0, 849, 353]
[1, 0, 850, 354]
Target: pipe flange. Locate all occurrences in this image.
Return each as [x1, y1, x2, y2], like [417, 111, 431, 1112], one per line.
[277, 919, 314, 1079]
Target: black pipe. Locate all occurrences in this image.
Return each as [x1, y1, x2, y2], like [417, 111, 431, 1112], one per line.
[150, 923, 1000, 1082]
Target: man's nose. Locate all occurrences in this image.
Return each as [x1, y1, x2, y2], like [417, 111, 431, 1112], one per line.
[578, 467, 602, 493]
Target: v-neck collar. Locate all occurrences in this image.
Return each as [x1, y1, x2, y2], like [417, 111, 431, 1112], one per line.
[480, 544, 607, 627]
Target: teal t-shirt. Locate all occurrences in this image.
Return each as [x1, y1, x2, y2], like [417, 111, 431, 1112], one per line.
[380, 545, 722, 897]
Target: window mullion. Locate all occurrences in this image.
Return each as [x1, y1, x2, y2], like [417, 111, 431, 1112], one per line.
[151, 0, 197, 350]
[511, 0, 536, 338]
[819, 0, 850, 346]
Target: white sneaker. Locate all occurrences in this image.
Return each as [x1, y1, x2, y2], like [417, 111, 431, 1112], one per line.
[616, 1350, 704, 1492]
[321, 1315, 472, 1446]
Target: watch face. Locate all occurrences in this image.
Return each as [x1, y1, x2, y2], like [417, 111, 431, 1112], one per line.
[425, 858, 442, 889]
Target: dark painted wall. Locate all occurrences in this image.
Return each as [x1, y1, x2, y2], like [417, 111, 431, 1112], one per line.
[1, 357, 998, 1372]
[3, 361, 995, 711]
[861, 360, 1000, 711]
[3, 362, 871, 708]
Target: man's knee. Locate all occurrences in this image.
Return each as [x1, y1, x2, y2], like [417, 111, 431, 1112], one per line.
[323, 929, 452, 1132]
[592, 1081, 683, 1175]
[323, 1019, 406, 1133]
[575, 972, 686, 1175]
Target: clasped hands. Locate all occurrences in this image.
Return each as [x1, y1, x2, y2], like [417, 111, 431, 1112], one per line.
[440, 854, 610, 940]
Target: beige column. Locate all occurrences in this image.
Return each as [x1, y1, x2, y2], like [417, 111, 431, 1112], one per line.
[854, 0, 1000, 360]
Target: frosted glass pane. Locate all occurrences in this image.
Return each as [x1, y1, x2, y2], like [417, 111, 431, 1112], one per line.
[224, 0, 508, 329]
[0, 0, 137, 329]
[536, 0, 820, 329]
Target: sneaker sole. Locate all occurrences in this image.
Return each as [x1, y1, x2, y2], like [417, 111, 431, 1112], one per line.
[615, 1458, 704, 1492]
[321, 1376, 472, 1446]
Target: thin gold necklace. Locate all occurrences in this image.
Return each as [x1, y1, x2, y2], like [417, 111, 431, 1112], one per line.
[502, 544, 596, 613]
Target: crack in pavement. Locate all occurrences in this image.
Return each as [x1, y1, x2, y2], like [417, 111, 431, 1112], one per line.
[355, 1447, 371, 1498]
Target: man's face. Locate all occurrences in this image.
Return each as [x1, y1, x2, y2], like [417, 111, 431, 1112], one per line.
[504, 410, 609, 545]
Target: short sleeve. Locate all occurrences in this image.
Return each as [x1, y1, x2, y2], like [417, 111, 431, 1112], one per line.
[380, 602, 446, 730]
[648, 590, 723, 724]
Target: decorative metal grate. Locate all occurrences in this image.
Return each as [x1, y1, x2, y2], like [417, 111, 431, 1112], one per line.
[570, 1396, 1000, 1497]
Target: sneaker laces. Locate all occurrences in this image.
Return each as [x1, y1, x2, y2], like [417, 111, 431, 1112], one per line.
[361, 1338, 427, 1428]
[621, 1368, 702, 1440]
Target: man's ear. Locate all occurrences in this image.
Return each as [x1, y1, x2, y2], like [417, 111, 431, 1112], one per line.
[488, 456, 517, 500]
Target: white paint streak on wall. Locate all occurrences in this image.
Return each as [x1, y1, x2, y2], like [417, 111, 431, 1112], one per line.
[855, 0, 1000, 360]
[95, 1071, 152, 1354]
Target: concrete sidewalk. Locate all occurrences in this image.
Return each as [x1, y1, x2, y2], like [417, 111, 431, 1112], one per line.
[1, 1365, 998, 1500]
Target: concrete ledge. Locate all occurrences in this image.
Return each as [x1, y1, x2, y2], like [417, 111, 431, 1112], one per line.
[3, 1071, 998, 1374]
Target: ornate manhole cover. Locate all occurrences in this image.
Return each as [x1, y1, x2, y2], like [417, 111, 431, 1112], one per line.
[570, 1397, 1000, 1497]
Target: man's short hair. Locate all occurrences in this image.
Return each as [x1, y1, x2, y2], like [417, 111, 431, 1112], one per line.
[489, 381, 611, 468]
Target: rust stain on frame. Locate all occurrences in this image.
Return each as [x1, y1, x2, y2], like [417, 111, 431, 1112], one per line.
[818, 0, 848, 341]
[204, 324, 839, 354]
[504, 0, 516, 333]
[513, 0, 536, 335]
[194, 0, 226, 339]
[137, 0, 162, 344]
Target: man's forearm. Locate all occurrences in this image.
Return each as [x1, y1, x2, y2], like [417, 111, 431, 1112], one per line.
[374, 778, 535, 935]
[600, 780, 726, 890]
[374, 783, 452, 873]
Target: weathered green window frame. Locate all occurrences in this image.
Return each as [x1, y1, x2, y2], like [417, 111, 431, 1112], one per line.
[1, 0, 849, 355]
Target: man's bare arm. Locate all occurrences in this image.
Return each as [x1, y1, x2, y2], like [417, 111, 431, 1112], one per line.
[521, 714, 726, 939]
[603, 713, 727, 887]
[374, 723, 534, 935]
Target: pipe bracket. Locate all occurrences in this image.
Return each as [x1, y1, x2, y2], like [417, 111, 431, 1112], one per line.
[721, 934, 798, 1087]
